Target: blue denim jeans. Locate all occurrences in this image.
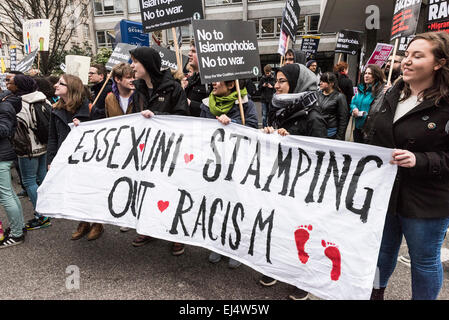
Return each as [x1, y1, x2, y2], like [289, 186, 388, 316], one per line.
[261, 102, 269, 128]
[0, 161, 24, 237]
[376, 213, 449, 300]
[18, 154, 47, 215]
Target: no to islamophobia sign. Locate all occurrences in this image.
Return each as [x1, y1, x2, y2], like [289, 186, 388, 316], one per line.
[106, 43, 137, 71]
[193, 20, 261, 83]
[36, 114, 398, 300]
[335, 30, 362, 55]
[139, 0, 204, 33]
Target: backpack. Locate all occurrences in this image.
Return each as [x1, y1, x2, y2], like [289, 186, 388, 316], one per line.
[29, 101, 52, 145]
[12, 117, 32, 157]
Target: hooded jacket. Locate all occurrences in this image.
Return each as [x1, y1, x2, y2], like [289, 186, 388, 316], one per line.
[90, 79, 113, 120]
[0, 92, 22, 161]
[268, 63, 327, 138]
[129, 47, 189, 116]
[17, 91, 48, 157]
[185, 71, 209, 117]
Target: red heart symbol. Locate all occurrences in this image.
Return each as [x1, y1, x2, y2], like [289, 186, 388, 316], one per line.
[184, 153, 194, 164]
[157, 200, 169, 212]
[139, 143, 145, 152]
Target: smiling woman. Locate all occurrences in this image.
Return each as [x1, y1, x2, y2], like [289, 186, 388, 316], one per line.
[368, 31, 449, 300]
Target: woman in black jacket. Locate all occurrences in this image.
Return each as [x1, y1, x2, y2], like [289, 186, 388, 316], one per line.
[369, 32, 449, 300]
[317, 72, 349, 140]
[0, 91, 25, 248]
[48, 74, 100, 241]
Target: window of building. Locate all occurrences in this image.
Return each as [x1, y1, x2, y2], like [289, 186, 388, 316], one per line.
[205, 0, 242, 7]
[93, 0, 124, 15]
[96, 30, 115, 48]
[306, 15, 320, 34]
[127, 0, 140, 13]
[261, 18, 275, 38]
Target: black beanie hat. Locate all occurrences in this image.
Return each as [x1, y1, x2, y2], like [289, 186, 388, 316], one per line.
[277, 63, 300, 94]
[129, 47, 164, 87]
[14, 74, 38, 96]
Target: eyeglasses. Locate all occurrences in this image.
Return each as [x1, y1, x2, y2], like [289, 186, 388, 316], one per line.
[285, 58, 294, 62]
[275, 78, 288, 84]
[88, 72, 96, 75]
[56, 81, 67, 86]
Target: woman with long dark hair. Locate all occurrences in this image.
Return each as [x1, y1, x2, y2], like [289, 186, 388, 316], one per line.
[369, 31, 449, 300]
[349, 64, 385, 143]
[317, 72, 349, 140]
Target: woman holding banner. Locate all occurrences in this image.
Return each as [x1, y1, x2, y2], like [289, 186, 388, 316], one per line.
[261, 62, 326, 300]
[47, 74, 100, 241]
[349, 64, 385, 143]
[369, 31, 449, 300]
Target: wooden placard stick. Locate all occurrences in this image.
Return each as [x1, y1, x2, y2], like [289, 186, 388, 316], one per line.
[171, 27, 182, 72]
[235, 79, 245, 125]
[387, 38, 399, 86]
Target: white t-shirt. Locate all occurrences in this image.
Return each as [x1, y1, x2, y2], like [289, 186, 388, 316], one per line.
[119, 96, 129, 114]
[394, 94, 420, 123]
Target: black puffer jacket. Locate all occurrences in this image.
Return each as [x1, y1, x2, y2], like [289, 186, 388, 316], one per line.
[316, 90, 349, 140]
[0, 92, 22, 161]
[132, 69, 189, 116]
[47, 99, 91, 166]
[183, 72, 208, 117]
[90, 79, 113, 120]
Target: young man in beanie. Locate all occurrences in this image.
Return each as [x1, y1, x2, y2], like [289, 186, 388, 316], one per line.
[129, 46, 189, 256]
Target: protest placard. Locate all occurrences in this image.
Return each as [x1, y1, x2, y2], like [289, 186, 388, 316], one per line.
[105, 43, 137, 71]
[426, 0, 449, 33]
[139, 0, 203, 33]
[280, 0, 301, 41]
[22, 19, 51, 53]
[150, 44, 188, 71]
[335, 30, 362, 56]
[9, 47, 17, 71]
[390, 0, 422, 41]
[65, 55, 91, 85]
[301, 36, 320, 60]
[365, 43, 394, 69]
[36, 114, 397, 300]
[193, 20, 261, 83]
[14, 49, 38, 73]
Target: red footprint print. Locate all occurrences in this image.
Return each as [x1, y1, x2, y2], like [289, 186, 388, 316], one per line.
[321, 240, 341, 281]
[294, 225, 312, 264]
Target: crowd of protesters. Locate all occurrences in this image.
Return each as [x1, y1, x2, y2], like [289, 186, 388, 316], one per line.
[0, 31, 448, 300]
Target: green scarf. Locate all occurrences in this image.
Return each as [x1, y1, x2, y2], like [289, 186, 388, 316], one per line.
[208, 88, 247, 117]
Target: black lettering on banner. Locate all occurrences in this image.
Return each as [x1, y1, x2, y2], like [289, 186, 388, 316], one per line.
[240, 140, 261, 188]
[108, 177, 133, 218]
[262, 143, 292, 195]
[141, 129, 161, 170]
[345, 155, 383, 223]
[169, 189, 193, 236]
[83, 128, 107, 163]
[225, 133, 250, 181]
[208, 198, 223, 241]
[220, 202, 232, 246]
[248, 209, 274, 264]
[96, 128, 117, 162]
[229, 202, 243, 250]
[288, 147, 312, 197]
[168, 134, 184, 177]
[151, 131, 176, 172]
[192, 196, 207, 239]
[108, 177, 155, 219]
[122, 127, 147, 170]
[68, 129, 95, 164]
[305, 150, 326, 203]
[107, 125, 130, 169]
[203, 128, 224, 182]
[317, 151, 352, 210]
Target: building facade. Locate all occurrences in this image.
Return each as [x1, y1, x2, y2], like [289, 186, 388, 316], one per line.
[90, 0, 338, 71]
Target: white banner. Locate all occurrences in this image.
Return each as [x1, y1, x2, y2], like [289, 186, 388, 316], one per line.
[36, 114, 397, 300]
